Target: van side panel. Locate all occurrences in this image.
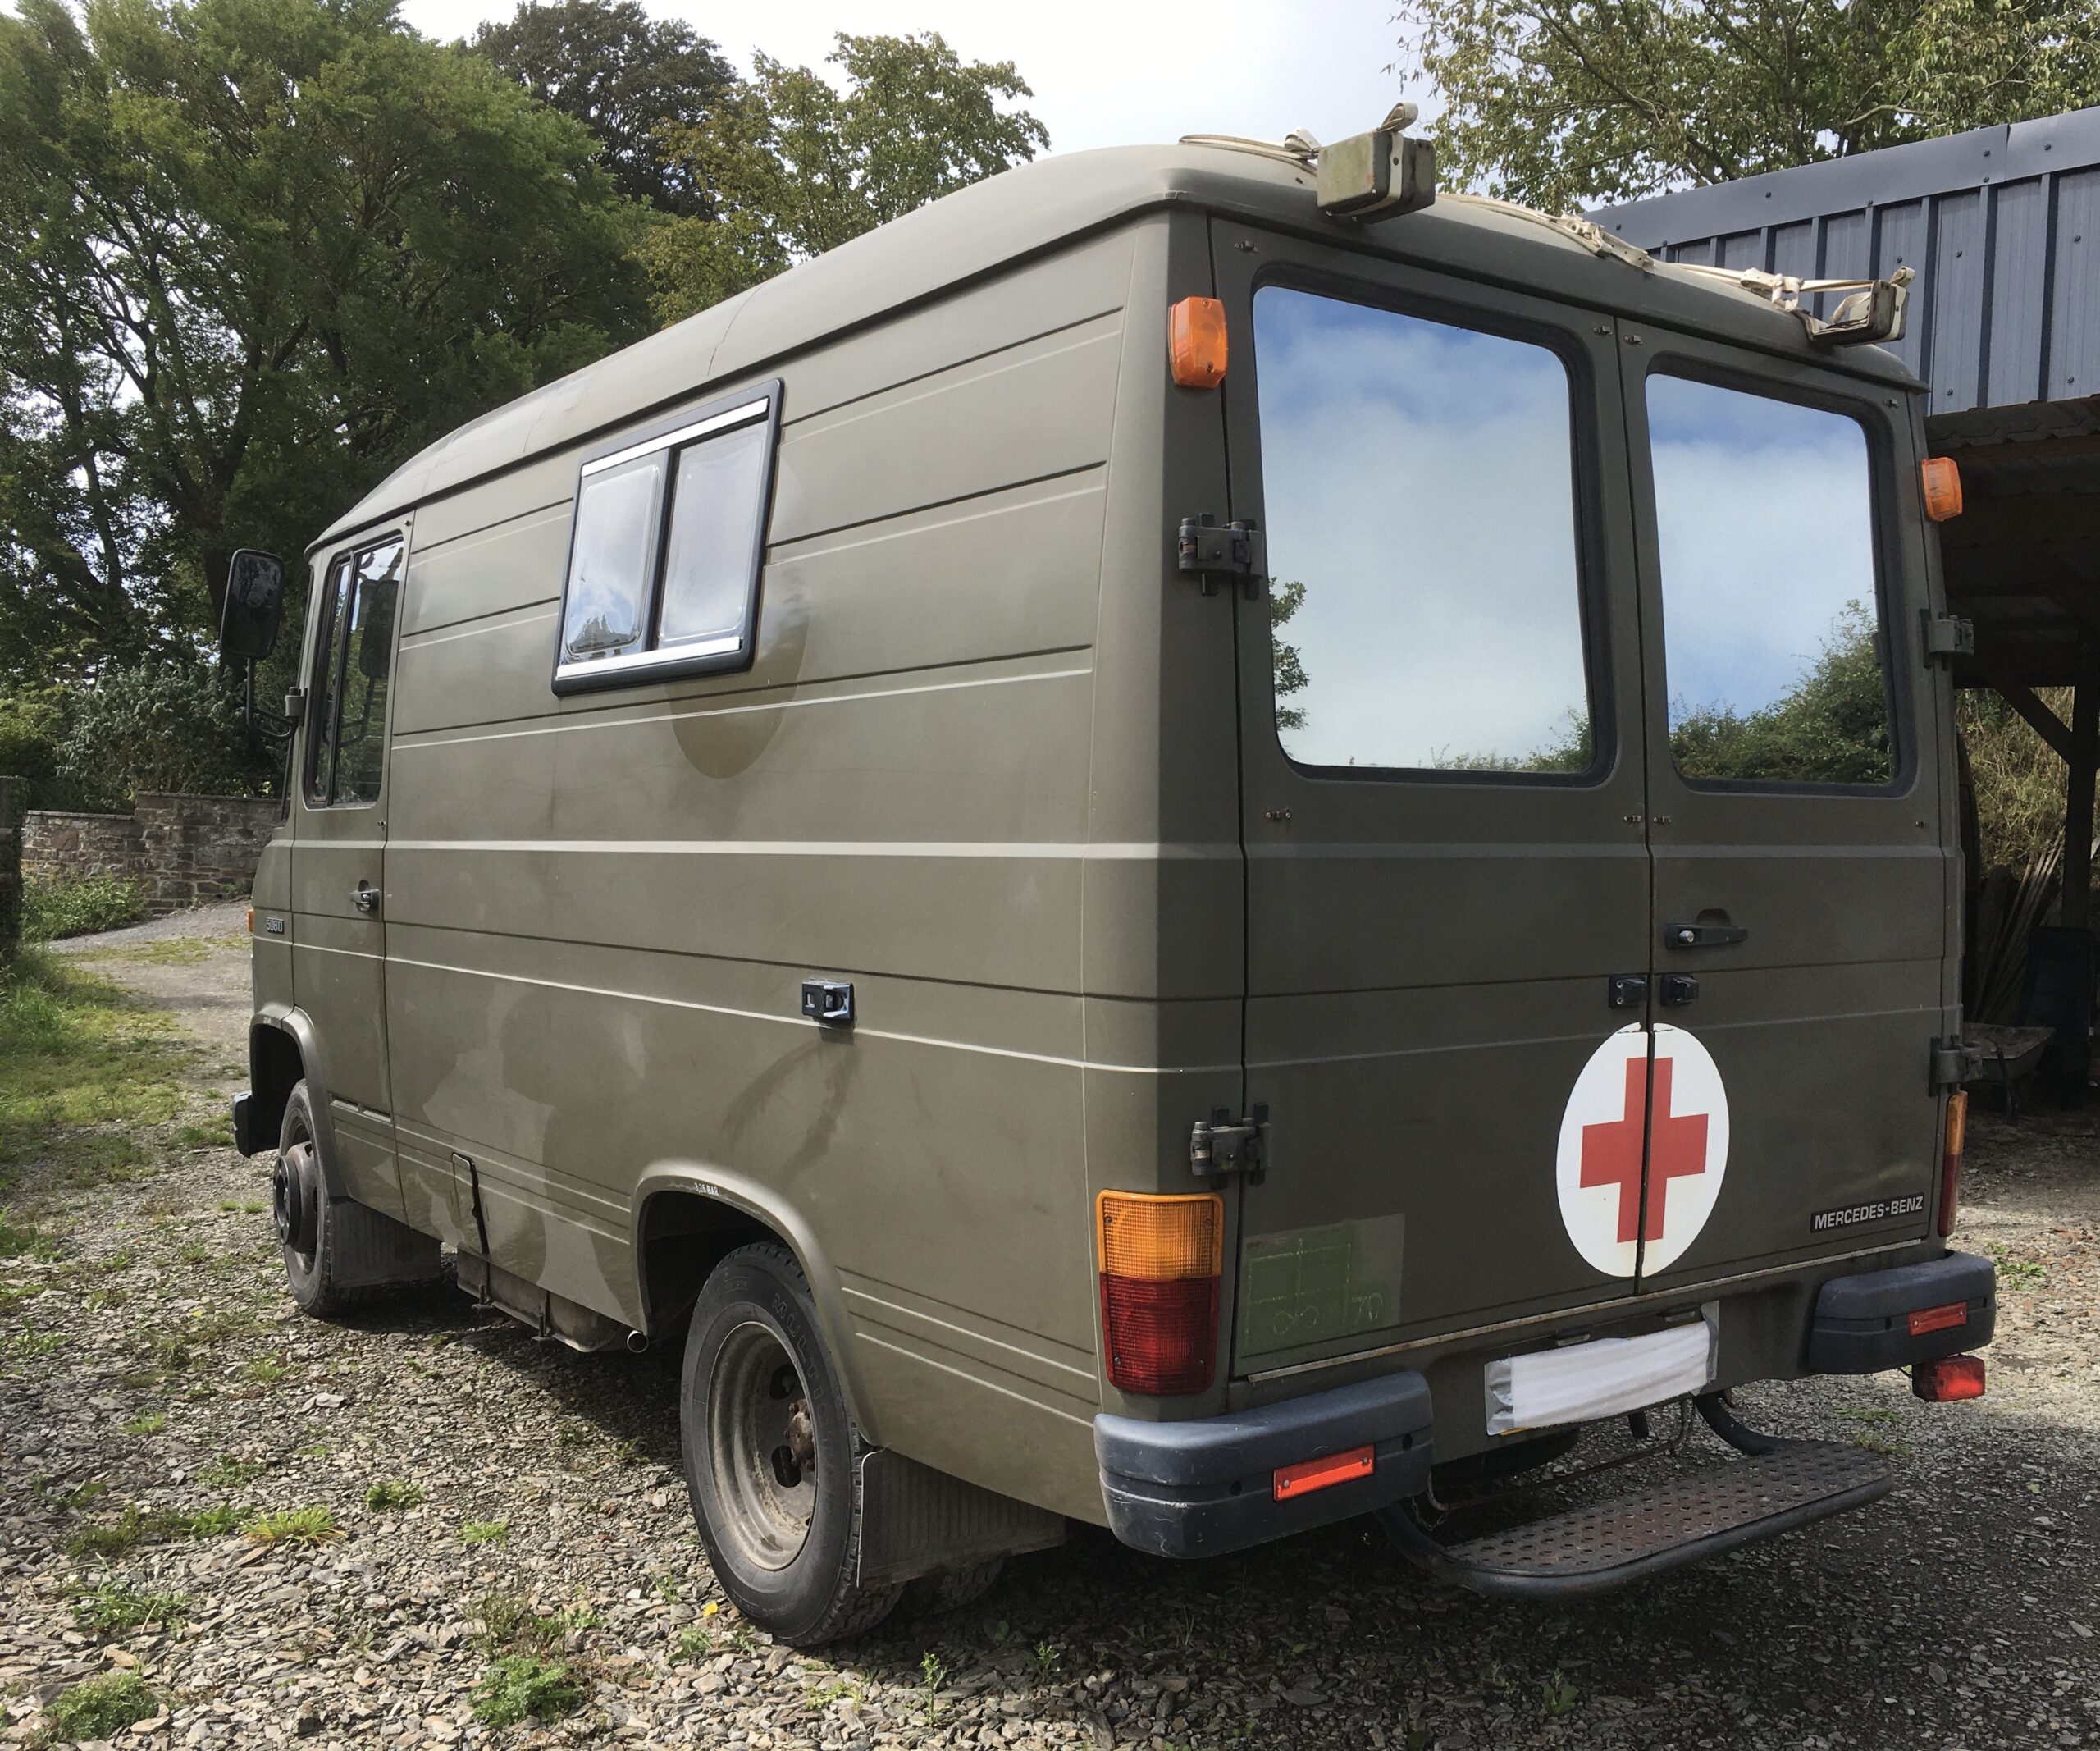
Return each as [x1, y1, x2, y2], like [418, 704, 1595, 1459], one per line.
[381, 232, 1139, 1517]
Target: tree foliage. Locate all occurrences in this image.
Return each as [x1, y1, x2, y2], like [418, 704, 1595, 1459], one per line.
[635, 32, 1050, 324]
[469, 0, 736, 217]
[57, 661, 261, 809]
[1399, 0, 2100, 209]
[0, 0, 651, 679]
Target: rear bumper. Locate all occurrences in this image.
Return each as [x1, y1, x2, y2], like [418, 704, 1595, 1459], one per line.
[1093, 1372, 1433, 1557]
[1806, 1250, 1995, 1373]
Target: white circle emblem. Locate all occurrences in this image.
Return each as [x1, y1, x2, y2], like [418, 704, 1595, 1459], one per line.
[1554, 1023, 1730, 1278]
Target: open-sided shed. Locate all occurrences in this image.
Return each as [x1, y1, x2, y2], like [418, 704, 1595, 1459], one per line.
[1594, 109, 2100, 1078]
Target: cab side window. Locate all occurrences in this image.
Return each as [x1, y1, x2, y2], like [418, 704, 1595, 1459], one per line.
[1250, 286, 1599, 776]
[306, 535, 403, 808]
[554, 383, 780, 694]
[1646, 374, 1893, 786]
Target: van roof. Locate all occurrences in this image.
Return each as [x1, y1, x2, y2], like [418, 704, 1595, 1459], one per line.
[316, 141, 1919, 554]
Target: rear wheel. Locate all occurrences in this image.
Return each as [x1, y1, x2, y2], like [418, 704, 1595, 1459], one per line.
[681, 1244, 901, 1646]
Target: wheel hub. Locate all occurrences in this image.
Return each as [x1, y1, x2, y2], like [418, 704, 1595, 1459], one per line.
[273, 1140, 318, 1255]
[708, 1322, 817, 1571]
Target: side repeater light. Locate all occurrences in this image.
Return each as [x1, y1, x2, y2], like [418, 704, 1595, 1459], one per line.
[1096, 1190, 1221, 1395]
[1938, 1089, 1967, 1238]
[1914, 1354, 1986, 1401]
[1921, 456, 1963, 522]
[1169, 297, 1228, 389]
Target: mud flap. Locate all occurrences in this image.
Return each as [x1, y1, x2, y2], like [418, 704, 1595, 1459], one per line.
[854, 1450, 1066, 1589]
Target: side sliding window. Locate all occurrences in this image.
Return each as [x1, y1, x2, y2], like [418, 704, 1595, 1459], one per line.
[553, 381, 782, 695]
[306, 534, 404, 808]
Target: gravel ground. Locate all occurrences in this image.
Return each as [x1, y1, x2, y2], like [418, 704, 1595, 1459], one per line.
[3, 910, 2098, 1750]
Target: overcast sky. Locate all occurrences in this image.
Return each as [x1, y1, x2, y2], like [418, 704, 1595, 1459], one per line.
[393, 0, 1422, 158]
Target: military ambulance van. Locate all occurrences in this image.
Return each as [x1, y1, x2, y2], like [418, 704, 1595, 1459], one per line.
[220, 114, 1997, 1644]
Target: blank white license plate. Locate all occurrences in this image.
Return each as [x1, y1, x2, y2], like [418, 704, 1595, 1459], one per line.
[1484, 1317, 1715, 1437]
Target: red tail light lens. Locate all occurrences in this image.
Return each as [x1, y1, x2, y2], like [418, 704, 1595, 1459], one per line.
[1938, 1090, 1967, 1237]
[1913, 1354, 1986, 1401]
[1097, 1191, 1221, 1396]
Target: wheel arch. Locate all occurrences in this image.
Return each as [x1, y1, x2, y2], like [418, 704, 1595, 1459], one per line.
[249, 1007, 345, 1196]
[632, 1164, 878, 1440]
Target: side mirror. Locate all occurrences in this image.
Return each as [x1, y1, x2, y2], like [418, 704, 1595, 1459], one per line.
[220, 549, 285, 663]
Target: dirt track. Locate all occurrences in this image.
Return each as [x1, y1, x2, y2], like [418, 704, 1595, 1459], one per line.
[3, 909, 2097, 1749]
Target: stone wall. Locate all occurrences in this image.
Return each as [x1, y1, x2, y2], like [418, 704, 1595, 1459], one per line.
[22, 792, 283, 915]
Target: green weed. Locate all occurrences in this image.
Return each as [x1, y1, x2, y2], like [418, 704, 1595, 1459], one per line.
[241, 1357, 288, 1384]
[1541, 1669, 1579, 1717]
[21, 876, 146, 943]
[242, 1506, 341, 1547]
[70, 1581, 189, 1636]
[920, 1650, 948, 1718]
[41, 1671, 158, 1740]
[673, 1625, 714, 1662]
[459, 1519, 509, 1546]
[472, 1653, 582, 1728]
[122, 1411, 166, 1437]
[365, 1479, 425, 1511]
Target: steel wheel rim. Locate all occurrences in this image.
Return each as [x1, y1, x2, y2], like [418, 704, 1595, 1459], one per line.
[276, 1130, 318, 1264]
[706, 1319, 816, 1571]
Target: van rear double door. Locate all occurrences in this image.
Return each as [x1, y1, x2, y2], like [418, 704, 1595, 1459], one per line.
[1207, 221, 1952, 1382]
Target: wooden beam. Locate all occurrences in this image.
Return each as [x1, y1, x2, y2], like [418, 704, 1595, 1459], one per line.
[1978, 663, 2075, 761]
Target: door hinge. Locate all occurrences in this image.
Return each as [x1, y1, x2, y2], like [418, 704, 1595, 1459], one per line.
[1929, 1036, 1982, 1092]
[1922, 610, 1975, 663]
[1190, 1104, 1268, 1184]
[1607, 974, 1648, 1009]
[1177, 514, 1264, 597]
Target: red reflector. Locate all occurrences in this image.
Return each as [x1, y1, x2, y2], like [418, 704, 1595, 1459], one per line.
[1272, 1444, 1374, 1502]
[1907, 1301, 1967, 1337]
[1913, 1354, 1986, 1401]
[1100, 1273, 1218, 1396]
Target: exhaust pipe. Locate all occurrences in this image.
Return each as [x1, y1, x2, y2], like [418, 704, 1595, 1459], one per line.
[625, 1328, 649, 1355]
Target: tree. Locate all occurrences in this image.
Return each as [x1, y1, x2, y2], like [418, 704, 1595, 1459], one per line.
[637, 32, 1049, 324]
[1398, 0, 2100, 210]
[0, 0, 651, 681]
[469, 0, 736, 217]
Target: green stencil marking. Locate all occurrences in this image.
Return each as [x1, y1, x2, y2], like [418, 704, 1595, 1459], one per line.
[1236, 1214, 1406, 1361]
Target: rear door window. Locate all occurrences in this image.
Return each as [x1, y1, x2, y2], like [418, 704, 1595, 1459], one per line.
[1251, 286, 1598, 776]
[1646, 373, 1893, 786]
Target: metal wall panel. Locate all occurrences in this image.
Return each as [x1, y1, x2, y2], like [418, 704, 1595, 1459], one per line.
[1592, 106, 2100, 413]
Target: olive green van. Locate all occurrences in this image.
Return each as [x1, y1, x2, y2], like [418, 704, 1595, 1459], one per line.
[222, 119, 1997, 1644]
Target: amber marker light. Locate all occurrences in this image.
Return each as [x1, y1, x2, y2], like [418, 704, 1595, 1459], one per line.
[1920, 456, 1964, 521]
[246, 907, 255, 935]
[1096, 1190, 1222, 1396]
[1938, 1090, 1967, 1237]
[1169, 296, 1228, 389]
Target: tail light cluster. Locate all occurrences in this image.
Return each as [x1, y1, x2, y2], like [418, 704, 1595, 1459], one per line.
[1938, 1090, 1968, 1237]
[1096, 1191, 1221, 1396]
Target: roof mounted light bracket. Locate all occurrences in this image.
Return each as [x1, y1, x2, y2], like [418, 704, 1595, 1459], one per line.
[1313, 104, 1436, 220]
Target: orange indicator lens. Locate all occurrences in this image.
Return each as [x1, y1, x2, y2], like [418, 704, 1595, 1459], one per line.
[1920, 456, 1963, 521]
[1096, 1191, 1222, 1396]
[1169, 296, 1228, 389]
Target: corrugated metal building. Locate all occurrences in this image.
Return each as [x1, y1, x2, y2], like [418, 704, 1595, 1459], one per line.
[1594, 111, 2098, 1069]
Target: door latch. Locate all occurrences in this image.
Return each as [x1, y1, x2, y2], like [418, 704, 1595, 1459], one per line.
[1608, 974, 1648, 1009]
[1659, 973, 1700, 1007]
[1176, 514, 1264, 597]
[1190, 1104, 1267, 1184]
[353, 882, 380, 916]
[801, 979, 855, 1027]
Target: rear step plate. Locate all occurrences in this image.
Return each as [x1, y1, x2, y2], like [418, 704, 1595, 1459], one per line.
[1388, 1441, 1892, 1599]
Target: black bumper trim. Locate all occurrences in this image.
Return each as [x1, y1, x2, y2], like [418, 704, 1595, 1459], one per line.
[1095, 1371, 1432, 1558]
[1806, 1250, 1995, 1374]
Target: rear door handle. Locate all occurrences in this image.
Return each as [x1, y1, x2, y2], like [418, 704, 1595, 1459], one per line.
[354, 883, 381, 916]
[1665, 921, 1746, 949]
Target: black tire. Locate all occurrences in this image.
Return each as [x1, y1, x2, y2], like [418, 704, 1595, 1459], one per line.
[276, 1081, 438, 1318]
[900, 1558, 1004, 1618]
[680, 1243, 901, 1646]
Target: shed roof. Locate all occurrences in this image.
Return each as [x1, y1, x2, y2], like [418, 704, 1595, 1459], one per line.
[319, 142, 1912, 553]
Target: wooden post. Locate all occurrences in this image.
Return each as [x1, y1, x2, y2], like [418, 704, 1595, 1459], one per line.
[0, 775, 23, 961]
[2066, 647, 2098, 933]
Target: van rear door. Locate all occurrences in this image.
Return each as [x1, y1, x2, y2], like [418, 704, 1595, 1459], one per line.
[1618, 330, 1954, 1294]
[1209, 222, 1655, 1378]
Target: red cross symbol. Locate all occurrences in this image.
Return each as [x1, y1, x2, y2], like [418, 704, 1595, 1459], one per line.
[1579, 1056, 1710, 1246]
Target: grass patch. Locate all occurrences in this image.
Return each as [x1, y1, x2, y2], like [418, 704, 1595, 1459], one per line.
[459, 1519, 509, 1546]
[242, 1506, 341, 1547]
[22, 876, 147, 944]
[241, 1356, 288, 1384]
[198, 1455, 269, 1489]
[0, 951, 190, 1202]
[674, 1625, 714, 1662]
[91, 937, 220, 966]
[472, 1653, 582, 1729]
[122, 1412, 166, 1437]
[42, 1671, 158, 1740]
[173, 1119, 231, 1150]
[63, 1502, 240, 1556]
[69, 1580, 189, 1636]
[365, 1479, 426, 1511]
[1987, 1244, 2048, 1291]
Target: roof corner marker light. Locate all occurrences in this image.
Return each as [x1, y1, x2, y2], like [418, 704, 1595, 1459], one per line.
[1169, 297, 1228, 389]
[1921, 456, 1965, 522]
[1938, 1088, 1968, 1237]
[1914, 1354, 1986, 1402]
[1096, 1189, 1221, 1396]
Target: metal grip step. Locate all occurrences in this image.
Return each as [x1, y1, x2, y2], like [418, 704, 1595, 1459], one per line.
[1383, 1440, 1893, 1599]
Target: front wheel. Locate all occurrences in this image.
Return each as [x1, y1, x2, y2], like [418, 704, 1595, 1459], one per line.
[680, 1244, 901, 1645]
